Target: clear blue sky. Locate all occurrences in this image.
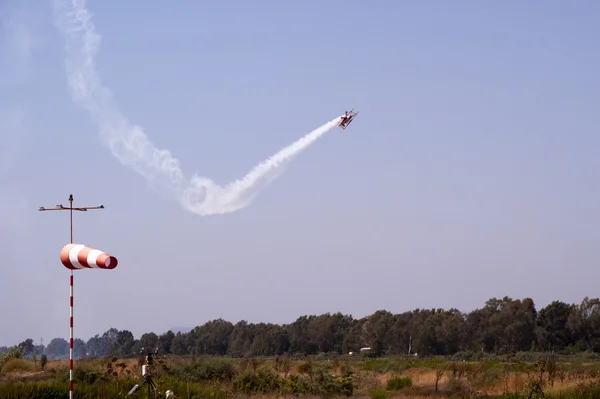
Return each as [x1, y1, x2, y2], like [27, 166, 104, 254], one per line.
[0, 0, 598, 346]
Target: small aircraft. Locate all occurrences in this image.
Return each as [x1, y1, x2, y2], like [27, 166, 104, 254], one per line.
[339, 109, 359, 130]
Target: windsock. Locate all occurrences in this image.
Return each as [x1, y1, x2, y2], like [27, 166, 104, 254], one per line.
[60, 244, 118, 270]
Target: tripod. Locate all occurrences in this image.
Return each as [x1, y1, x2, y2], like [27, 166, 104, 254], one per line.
[126, 352, 160, 399]
[138, 372, 158, 399]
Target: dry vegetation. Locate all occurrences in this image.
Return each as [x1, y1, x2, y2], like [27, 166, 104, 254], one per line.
[2, 353, 600, 398]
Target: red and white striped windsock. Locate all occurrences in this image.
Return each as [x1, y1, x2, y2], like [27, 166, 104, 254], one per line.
[60, 244, 118, 270]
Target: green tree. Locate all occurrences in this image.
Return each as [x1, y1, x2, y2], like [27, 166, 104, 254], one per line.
[17, 338, 34, 358]
[116, 330, 135, 357]
[46, 338, 69, 360]
[74, 338, 87, 359]
[158, 330, 175, 354]
[536, 301, 575, 351]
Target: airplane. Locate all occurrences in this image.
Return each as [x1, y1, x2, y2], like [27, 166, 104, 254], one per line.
[339, 109, 359, 130]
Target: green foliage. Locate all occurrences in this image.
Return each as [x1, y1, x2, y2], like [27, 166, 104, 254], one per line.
[561, 381, 600, 398]
[2, 352, 600, 398]
[0, 347, 22, 371]
[274, 355, 293, 376]
[72, 364, 102, 385]
[288, 370, 354, 397]
[1, 359, 34, 374]
[232, 368, 286, 395]
[446, 374, 467, 394]
[297, 358, 313, 374]
[230, 367, 354, 397]
[11, 296, 600, 360]
[386, 375, 412, 390]
[175, 358, 237, 382]
[369, 389, 388, 399]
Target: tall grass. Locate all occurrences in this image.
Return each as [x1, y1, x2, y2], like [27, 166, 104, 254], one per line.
[1, 356, 600, 398]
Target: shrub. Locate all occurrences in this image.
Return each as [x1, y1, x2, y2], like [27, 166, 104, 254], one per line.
[447, 375, 467, 394]
[0, 347, 23, 371]
[232, 369, 286, 395]
[176, 358, 237, 382]
[73, 364, 102, 384]
[1, 358, 34, 374]
[274, 356, 292, 376]
[297, 358, 312, 374]
[288, 370, 354, 397]
[567, 381, 600, 398]
[386, 375, 412, 390]
[370, 389, 388, 399]
[40, 354, 48, 370]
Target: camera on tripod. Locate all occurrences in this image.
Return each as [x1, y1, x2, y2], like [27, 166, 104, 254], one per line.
[127, 347, 167, 397]
[142, 348, 158, 377]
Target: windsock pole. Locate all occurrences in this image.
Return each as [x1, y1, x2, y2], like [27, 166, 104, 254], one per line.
[38, 195, 106, 399]
[68, 196, 74, 399]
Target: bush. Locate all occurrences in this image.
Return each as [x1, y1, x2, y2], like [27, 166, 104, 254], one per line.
[175, 358, 237, 382]
[40, 354, 48, 370]
[1, 358, 34, 374]
[566, 381, 600, 398]
[232, 369, 286, 395]
[232, 368, 354, 397]
[73, 364, 102, 385]
[0, 347, 22, 371]
[446, 375, 467, 394]
[297, 358, 313, 374]
[386, 375, 412, 390]
[288, 370, 354, 397]
[370, 389, 388, 399]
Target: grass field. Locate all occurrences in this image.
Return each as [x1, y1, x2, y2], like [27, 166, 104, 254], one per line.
[1, 354, 600, 398]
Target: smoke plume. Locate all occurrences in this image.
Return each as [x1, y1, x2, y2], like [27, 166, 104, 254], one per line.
[52, 0, 341, 216]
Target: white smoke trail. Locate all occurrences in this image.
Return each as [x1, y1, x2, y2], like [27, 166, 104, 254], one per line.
[182, 117, 341, 215]
[52, 0, 341, 216]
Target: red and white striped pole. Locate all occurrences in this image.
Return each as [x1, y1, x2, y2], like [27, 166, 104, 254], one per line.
[59, 243, 118, 398]
[69, 197, 74, 399]
[38, 195, 108, 399]
[69, 271, 74, 397]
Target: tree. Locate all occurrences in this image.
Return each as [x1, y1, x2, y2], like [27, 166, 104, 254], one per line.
[17, 338, 34, 358]
[158, 330, 175, 354]
[188, 319, 234, 356]
[116, 330, 135, 357]
[568, 297, 600, 351]
[135, 332, 159, 355]
[74, 338, 87, 359]
[9, 295, 600, 358]
[536, 301, 574, 351]
[45, 338, 69, 360]
[169, 332, 189, 356]
[86, 335, 106, 357]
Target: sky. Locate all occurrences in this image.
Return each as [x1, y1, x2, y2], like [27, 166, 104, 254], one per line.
[0, 0, 598, 346]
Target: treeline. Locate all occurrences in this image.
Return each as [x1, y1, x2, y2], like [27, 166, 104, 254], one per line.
[3, 296, 600, 361]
